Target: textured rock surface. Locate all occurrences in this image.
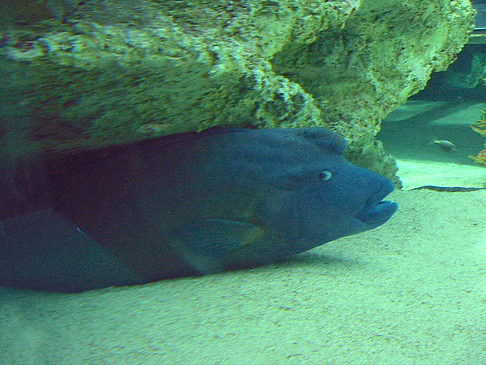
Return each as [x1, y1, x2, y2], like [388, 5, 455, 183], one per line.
[0, 0, 475, 182]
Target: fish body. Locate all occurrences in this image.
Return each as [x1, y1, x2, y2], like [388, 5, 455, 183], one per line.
[0, 128, 397, 292]
[431, 140, 457, 152]
[0, 209, 144, 292]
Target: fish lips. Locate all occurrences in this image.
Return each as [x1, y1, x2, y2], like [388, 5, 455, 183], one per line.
[355, 182, 398, 227]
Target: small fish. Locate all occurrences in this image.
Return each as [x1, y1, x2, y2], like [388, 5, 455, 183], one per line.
[430, 140, 457, 152]
[0, 127, 398, 292]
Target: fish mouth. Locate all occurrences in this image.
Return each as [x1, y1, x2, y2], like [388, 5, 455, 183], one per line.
[356, 181, 398, 227]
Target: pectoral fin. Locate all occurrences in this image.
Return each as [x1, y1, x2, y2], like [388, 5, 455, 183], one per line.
[173, 219, 266, 260]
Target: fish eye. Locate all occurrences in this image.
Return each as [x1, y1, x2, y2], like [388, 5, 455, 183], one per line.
[318, 170, 332, 182]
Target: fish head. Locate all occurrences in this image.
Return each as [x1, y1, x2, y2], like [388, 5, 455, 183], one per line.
[254, 128, 398, 250]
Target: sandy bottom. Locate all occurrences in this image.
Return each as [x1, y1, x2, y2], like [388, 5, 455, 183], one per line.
[0, 189, 485, 364]
[396, 159, 486, 190]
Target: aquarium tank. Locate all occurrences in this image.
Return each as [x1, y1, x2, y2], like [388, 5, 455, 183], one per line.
[0, 1, 484, 364]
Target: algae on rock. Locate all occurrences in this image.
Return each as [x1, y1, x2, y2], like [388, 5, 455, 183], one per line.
[0, 0, 475, 183]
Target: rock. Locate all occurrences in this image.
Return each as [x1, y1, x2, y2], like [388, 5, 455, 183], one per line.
[0, 0, 475, 182]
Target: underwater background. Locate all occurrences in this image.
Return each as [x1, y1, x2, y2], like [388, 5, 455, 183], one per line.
[0, 1, 485, 364]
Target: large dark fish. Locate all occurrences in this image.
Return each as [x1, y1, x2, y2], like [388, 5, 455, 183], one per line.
[0, 128, 397, 292]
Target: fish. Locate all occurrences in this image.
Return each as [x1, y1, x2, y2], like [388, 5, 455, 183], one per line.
[0, 127, 398, 292]
[0, 209, 144, 292]
[430, 139, 457, 152]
